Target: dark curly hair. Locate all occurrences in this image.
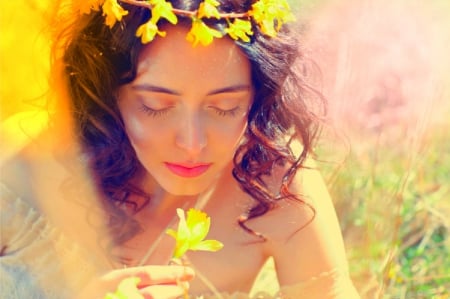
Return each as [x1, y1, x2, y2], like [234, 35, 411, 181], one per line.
[52, 0, 325, 246]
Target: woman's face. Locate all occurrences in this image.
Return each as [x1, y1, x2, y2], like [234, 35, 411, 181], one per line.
[117, 26, 253, 195]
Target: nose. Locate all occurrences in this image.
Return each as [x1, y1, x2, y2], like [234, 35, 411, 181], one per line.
[175, 112, 207, 155]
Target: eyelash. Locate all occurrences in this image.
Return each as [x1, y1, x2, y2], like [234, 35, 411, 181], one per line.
[213, 107, 241, 117]
[139, 104, 241, 118]
[139, 105, 169, 117]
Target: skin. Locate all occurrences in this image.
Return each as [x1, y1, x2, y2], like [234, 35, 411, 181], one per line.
[117, 25, 253, 199]
[113, 26, 350, 295]
[1, 26, 351, 298]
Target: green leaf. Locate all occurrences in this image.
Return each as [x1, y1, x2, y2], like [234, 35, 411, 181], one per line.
[190, 239, 224, 252]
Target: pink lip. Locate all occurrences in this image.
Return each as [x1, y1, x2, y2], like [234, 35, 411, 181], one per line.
[164, 162, 212, 178]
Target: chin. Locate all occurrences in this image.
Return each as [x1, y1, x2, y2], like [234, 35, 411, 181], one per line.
[160, 180, 213, 196]
[148, 166, 225, 197]
[167, 189, 203, 196]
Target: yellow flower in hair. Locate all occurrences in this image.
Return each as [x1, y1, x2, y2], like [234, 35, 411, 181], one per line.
[186, 19, 223, 47]
[225, 19, 253, 42]
[250, 0, 295, 37]
[149, 0, 178, 24]
[86, 0, 295, 45]
[136, 20, 166, 44]
[198, 0, 221, 19]
[135, 0, 178, 44]
[167, 208, 224, 259]
[102, 0, 129, 28]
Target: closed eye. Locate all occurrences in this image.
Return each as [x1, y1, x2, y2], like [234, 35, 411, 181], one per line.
[139, 104, 171, 117]
[212, 106, 241, 117]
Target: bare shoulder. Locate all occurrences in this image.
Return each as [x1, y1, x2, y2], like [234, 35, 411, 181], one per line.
[253, 159, 350, 285]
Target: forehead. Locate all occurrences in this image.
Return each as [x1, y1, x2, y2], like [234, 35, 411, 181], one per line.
[135, 25, 251, 85]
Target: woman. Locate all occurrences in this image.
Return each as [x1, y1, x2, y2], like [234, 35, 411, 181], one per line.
[0, 0, 360, 298]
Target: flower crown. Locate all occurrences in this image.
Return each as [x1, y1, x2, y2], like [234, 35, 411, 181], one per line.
[79, 0, 295, 46]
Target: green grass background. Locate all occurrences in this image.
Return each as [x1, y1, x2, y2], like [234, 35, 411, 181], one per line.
[254, 0, 450, 298]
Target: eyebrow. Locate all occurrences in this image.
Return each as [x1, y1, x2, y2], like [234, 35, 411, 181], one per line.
[131, 84, 252, 96]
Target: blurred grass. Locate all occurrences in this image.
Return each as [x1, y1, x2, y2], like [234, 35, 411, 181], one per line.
[293, 0, 450, 298]
[252, 100, 450, 298]
[318, 114, 450, 298]
[307, 0, 450, 297]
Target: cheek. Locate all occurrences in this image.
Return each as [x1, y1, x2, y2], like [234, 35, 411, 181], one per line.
[213, 118, 248, 149]
[234, 120, 248, 143]
[123, 116, 147, 145]
[122, 114, 165, 149]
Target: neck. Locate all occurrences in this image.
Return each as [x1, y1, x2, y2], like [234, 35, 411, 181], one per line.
[152, 190, 198, 215]
[135, 169, 198, 215]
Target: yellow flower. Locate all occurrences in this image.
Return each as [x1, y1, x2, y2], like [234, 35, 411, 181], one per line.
[250, 0, 295, 37]
[134, 0, 177, 44]
[198, 0, 221, 19]
[149, 0, 178, 24]
[136, 20, 166, 44]
[102, 0, 129, 28]
[186, 19, 223, 47]
[225, 19, 253, 42]
[104, 277, 143, 299]
[167, 208, 224, 259]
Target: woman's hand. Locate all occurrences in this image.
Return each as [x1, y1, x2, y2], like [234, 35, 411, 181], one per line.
[76, 265, 195, 299]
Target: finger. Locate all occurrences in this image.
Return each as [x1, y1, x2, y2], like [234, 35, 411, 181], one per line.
[140, 284, 189, 299]
[102, 265, 195, 287]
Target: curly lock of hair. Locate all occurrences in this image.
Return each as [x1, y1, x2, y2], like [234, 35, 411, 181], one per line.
[58, 0, 325, 245]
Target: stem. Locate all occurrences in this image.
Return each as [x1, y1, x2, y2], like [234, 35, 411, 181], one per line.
[119, 0, 250, 18]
